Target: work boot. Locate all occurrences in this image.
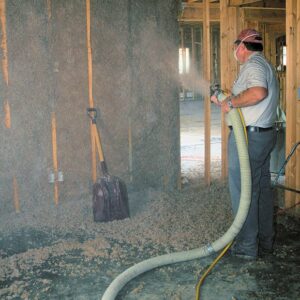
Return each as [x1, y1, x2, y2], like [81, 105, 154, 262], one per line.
[258, 246, 274, 258]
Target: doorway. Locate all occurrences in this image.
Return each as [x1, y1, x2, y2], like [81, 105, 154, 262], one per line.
[179, 23, 222, 182]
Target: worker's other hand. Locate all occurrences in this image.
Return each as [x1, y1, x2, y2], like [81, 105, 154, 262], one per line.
[210, 95, 221, 106]
[221, 96, 232, 113]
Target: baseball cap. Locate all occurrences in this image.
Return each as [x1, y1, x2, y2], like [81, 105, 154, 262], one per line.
[234, 29, 263, 44]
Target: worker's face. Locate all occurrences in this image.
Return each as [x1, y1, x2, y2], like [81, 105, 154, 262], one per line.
[233, 42, 245, 63]
[233, 33, 260, 63]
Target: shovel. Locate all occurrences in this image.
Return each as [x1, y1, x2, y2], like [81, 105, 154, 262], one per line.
[87, 108, 130, 222]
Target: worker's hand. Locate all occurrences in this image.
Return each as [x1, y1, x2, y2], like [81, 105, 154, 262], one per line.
[221, 96, 232, 113]
[210, 95, 221, 106]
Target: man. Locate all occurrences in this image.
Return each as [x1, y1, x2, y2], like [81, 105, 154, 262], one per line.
[211, 29, 279, 259]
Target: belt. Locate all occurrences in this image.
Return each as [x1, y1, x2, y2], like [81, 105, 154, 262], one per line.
[228, 126, 274, 132]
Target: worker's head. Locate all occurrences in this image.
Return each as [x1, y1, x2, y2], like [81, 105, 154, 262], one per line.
[233, 29, 263, 63]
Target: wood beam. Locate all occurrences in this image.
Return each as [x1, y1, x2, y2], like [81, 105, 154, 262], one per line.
[203, 0, 211, 185]
[180, 3, 285, 24]
[230, 0, 285, 8]
[179, 3, 220, 22]
[285, 0, 300, 211]
[242, 7, 285, 24]
[220, 0, 239, 180]
[229, 0, 262, 6]
[297, 0, 300, 213]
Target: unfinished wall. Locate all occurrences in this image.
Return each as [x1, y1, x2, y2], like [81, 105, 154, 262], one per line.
[0, 0, 180, 214]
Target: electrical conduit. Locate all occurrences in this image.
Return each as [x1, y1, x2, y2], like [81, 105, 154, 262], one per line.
[102, 106, 251, 300]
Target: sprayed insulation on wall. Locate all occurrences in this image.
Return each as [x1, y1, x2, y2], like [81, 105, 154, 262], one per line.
[0, 0, 181, 214]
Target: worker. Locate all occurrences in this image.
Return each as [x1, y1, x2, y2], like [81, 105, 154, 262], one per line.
[211, 29, 279, 260]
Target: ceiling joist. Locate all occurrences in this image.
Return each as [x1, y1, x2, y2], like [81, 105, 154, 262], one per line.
[179, 2, 285, 23]
[229, 0, 262, 6]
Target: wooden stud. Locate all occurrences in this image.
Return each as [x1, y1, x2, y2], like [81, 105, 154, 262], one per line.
[0, 0, 11, 129]
[51, 112, 59, 205]
[296, 0, 300, 211]
[4, 99, 10, 128]
[0, 0, 8, 86]
[177, 25, 182, 194]
[285, 0, 298, 210]
[191, 26, 196, 100]
[203, 0, 211, 185]
[47, 0, 52, 20]
[180, 27, 185, 99]
[220, 1, 239, 180]
[239, 7, 246, 29]
[53, 181, 59, 206]
[13, 176, 20, 213]
[128, 120, 133, 182]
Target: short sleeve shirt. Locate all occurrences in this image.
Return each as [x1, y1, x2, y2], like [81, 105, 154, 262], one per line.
[231, 52, 279, 127]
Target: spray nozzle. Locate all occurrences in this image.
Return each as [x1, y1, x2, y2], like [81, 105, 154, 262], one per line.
[210, 83, 229, 102]
[210, 83, 221, 97]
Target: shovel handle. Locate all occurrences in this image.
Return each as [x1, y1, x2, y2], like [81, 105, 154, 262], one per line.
[87, 108, 109, 176]
[93, 123, 109, 176]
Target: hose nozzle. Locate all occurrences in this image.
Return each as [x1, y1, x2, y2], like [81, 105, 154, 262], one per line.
[210, 82, 221, 97]
[210, 82, 228, 102]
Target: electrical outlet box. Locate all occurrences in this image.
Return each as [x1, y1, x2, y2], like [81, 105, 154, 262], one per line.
[298, 87, 300, 100]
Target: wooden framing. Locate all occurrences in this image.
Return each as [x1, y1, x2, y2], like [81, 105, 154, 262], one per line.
[203, 0, 211, 185]
[179, 3, 285, 23]
[242, 7, 285, 23]
[0, 0, 11, 129]
[13, 176, 20, 213]
[229, 0, 261, 5]
[179, 3, 220, 22]
[220, 1, 239, 179]
[51, 112, 59, 205]
[180, 0, 300, 212]
[285, 0, 300, 212]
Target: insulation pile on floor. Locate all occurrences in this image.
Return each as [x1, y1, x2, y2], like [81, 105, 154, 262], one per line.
[0, 181, 232, 299]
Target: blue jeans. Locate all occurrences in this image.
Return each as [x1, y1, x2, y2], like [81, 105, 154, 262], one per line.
[228, 128, 277, 257]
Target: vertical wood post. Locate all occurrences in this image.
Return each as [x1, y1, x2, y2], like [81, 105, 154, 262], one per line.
[13, 176, 20, 213]
[220, 0, 239, 180]
[47, 0, 52, 20]
[0, 0, 10, 128]
[285, 0, 299, 210]
[203, 0, 211, 185]
[51, 112, 59, 205]
[296, 1, 300, 211]
[191, 26, 196, 100]
[0, 0, 8, 86]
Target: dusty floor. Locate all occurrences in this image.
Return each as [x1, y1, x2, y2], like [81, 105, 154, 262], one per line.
[0, 100, 299, 300]
[0, 183, 299, 300]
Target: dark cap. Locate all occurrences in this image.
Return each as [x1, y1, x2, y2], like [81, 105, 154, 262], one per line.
[234, 28, 263, 44]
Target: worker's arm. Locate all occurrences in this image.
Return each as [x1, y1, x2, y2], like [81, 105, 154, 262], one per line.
[222, 86, 267, 113]
[231, 86, 267, 107]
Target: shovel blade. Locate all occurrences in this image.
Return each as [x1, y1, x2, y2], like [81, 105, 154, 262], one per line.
[92, 175, 130, 222]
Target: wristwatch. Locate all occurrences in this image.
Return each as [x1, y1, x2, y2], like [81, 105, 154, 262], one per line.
[227, 97, 234, 109]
